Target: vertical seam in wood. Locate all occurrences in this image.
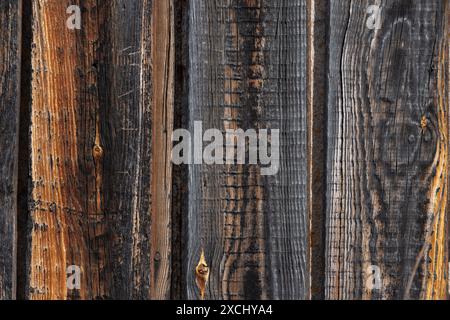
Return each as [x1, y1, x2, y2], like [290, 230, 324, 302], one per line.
[17, 0, 32, 300]
[307, 0, 328, 300]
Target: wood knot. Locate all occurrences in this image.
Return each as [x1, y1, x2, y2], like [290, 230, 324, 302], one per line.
[421, 115, 428, 130]
[93, 144, 104, 159]
[195, 250, 209, 300]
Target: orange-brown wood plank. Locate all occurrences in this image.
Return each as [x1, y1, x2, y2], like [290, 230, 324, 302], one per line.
[25, 0, 173, 299]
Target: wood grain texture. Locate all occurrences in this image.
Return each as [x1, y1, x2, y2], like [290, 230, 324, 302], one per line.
[0, 0, 448, 301]
[25, 0, 172, 299]
[326, 0, 449, 300]
[151, 0, 174, 300]
[0, 0, 22, 300]
[185, 0, 308, 300]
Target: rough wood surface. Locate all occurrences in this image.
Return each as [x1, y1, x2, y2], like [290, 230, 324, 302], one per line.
[25, 0, 173, 299]
[326, 0, 449, 300]
[150, 0, 174, 300]
[0, 0, 448, 301]
[185, 0, 309, 300]
[0, 0, 22, 300]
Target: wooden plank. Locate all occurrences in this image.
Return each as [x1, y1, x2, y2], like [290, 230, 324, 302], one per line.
[185, 0, 308, 300]
[0, 0, 22, 300]
[151, 0, 174, 300]
[26, 0, 173, 299]
[326, 0, 449, 299]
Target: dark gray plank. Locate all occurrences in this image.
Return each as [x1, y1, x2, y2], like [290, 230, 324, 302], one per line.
[185, 0, 308, 300]
[326, 0, 448, 299]
[0, 0, 22, 300]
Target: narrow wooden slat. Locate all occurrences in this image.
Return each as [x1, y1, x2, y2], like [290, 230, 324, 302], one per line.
[150, 0, 174, 299]
[26, 0, 172, 299]
[0, 0, 22, 300]
[185, 0, 308, 300]
[326, 0, 448, 299]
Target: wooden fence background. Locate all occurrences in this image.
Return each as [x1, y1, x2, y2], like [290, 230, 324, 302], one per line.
[0, 0, 448, 300]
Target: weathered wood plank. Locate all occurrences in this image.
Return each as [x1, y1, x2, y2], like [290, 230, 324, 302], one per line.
[326, 0, 449, 299]
[0, 0, 22, 300]
[185, 0, 308, 300]
[26, 0, 173, 299]
[150, 0, 174, 300]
